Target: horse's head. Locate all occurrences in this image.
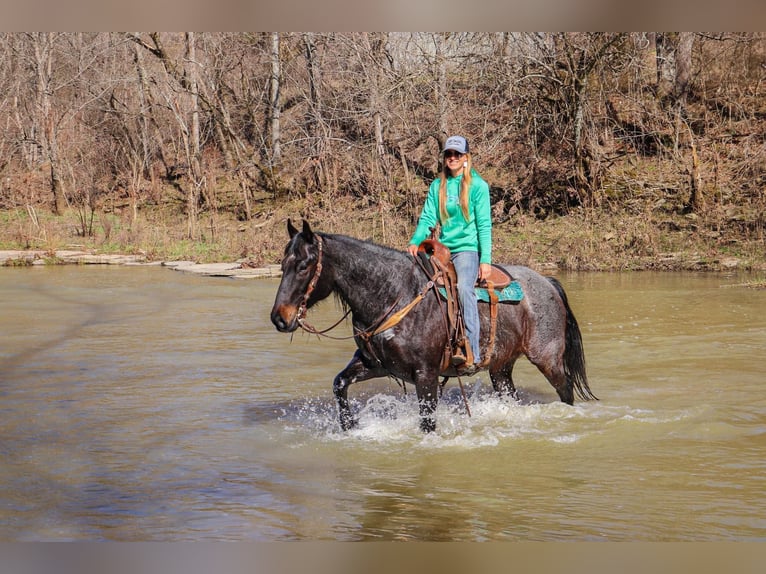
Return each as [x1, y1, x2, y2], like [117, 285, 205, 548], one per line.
[270, 219, 328, 332]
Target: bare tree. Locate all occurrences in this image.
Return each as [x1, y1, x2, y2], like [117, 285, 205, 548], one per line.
[28, 33, 66, 214]
[0, 31, 765, 248]
[434, 32, 449, 153]
[674, 33, 702, 212]
[512, 33, 629, 208]
[302, 32, 327, 193]
[126, 32, 210, 237]
[268, 32, 281, 167]
[186, 32, 204, 237]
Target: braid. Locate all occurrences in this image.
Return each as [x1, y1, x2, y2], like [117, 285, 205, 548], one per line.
[460, 154, 472, 221]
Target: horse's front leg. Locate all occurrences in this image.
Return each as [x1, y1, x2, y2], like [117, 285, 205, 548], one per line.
[415, 377, 440, 433]
[333, 350, 386, 431]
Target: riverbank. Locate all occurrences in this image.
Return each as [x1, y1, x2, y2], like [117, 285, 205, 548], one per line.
[2, 201, 765, 276]
[0, 249, 282, 279]
[3, 246, 766, 290]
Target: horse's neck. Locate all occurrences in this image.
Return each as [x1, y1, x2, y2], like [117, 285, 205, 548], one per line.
[323, 235, 418, 326]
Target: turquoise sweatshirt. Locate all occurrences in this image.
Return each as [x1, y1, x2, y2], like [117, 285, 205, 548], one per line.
[409, 170, 492, 264]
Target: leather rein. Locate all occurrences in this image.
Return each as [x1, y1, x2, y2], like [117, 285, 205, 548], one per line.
[295, 234, 440, 342]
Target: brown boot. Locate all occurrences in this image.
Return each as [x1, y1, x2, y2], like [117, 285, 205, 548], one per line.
[458, 362, 480, 376]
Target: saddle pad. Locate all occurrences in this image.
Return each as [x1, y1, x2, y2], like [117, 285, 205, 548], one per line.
[438, 281, 524, 303]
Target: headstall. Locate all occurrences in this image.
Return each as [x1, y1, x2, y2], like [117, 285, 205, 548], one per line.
[296, 234, 323, 323]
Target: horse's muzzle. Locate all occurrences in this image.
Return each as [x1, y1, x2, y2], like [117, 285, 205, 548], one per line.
[271, 304, 299, 333]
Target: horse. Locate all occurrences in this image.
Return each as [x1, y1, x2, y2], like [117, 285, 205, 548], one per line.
[270, 220, 597, 433]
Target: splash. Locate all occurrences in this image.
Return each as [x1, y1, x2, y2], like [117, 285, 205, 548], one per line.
[273, 377, 682, 450]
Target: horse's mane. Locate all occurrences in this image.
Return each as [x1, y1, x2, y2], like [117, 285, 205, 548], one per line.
[316, 232, 422, 317]
[319, 232, 410, 267]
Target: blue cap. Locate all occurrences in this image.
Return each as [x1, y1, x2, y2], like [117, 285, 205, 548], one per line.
[443, 135, 469, 154]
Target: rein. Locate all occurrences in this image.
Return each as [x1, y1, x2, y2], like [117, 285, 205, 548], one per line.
[355, 279, 436, 343]
[294, 234, 439, 343]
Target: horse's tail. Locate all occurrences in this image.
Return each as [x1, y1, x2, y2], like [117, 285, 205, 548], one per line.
[547, 277, 598, 401]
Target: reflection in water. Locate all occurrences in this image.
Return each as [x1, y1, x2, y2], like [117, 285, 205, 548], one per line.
[0, 266, 765, 540]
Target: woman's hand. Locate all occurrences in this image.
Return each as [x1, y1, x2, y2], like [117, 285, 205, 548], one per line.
[479, 263, 492, 281]
[407, 244, 419, 257]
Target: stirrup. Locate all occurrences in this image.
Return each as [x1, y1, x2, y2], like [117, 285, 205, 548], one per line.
[457, 362, 480, 376]
[450, 352, 467, 366]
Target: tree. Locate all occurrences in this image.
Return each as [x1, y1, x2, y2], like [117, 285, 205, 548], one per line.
[302, 32, 327, 193]
[127, 32, 209, 237]
[514, 33, 629, 209]
[268, 32, 281, 167]
[28, 33, 66, 214]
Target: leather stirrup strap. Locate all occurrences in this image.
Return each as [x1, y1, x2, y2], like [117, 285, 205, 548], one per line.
[427, 255, 461, 372]
[478, 280, 498, 369]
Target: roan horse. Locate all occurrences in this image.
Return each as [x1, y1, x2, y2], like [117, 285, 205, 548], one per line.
[271, 220, 597, 432]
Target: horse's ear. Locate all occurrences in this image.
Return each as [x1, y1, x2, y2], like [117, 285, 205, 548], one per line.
[301, 220, 314, 243]
[287, 218, 299, 239]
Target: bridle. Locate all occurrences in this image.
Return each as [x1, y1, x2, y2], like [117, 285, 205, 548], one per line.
[296, 233, 324, 325]
[293, 235, 359, 338]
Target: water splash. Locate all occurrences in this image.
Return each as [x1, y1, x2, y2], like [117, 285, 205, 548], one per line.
[272, 377, 688, 451]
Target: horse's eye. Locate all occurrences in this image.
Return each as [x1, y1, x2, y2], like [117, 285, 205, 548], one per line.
[296, 260, 309, 273]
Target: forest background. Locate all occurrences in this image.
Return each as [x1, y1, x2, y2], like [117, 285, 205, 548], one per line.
[0, 32, 764, 272]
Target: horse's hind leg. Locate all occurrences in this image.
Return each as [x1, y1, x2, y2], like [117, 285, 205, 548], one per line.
[333, 350, 386, 430]
[534, 361, 574, 405]
[550, 368, 574, 405]
[523, 336, 574, 404]
[489, 361, 519, 401]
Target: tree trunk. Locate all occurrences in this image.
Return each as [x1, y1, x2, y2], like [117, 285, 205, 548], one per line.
[268, 32, 281, 167]
[31, 33, 66, 215]
[573, 71, 591, 203]
[673, 33, 695, 155]
[365, 32, 389, 202]
[186, 32, 203, 239]
[674, 32, 694, 106]
[49, 136, 66, 215]
[683, 123, 704, 213]
[434, 33, 449, 164]
[132, 41, 172, 177]
[367, 32, 386, 159]
[303, 32, 324, 192]
[655, 33, 674, 101]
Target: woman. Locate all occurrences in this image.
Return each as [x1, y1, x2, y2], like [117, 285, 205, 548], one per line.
[407, 135, 492, 374]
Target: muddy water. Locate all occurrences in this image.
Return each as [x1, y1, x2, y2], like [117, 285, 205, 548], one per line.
[0, 266, 764, 541]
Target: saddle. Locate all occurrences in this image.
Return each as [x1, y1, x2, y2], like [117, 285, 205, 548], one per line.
[416, 238, 511, 375]
[418, 239, 513, 289]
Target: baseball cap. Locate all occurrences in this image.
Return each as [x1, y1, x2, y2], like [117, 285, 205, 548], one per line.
[443, 135, 469, 155]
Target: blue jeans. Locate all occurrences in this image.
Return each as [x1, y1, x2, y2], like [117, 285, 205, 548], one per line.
[452, 251, 480, 363]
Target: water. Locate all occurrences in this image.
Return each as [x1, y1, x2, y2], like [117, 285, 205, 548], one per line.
[1, 265, 764, 541]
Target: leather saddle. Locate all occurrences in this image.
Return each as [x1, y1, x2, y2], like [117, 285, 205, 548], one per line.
[416, 239, 513, 289]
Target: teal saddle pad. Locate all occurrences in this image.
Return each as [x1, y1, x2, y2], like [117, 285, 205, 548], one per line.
[438, 281, 524, 303]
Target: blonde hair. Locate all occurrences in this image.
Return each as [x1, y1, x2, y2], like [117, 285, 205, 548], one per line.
[438, 152, 472, 222]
